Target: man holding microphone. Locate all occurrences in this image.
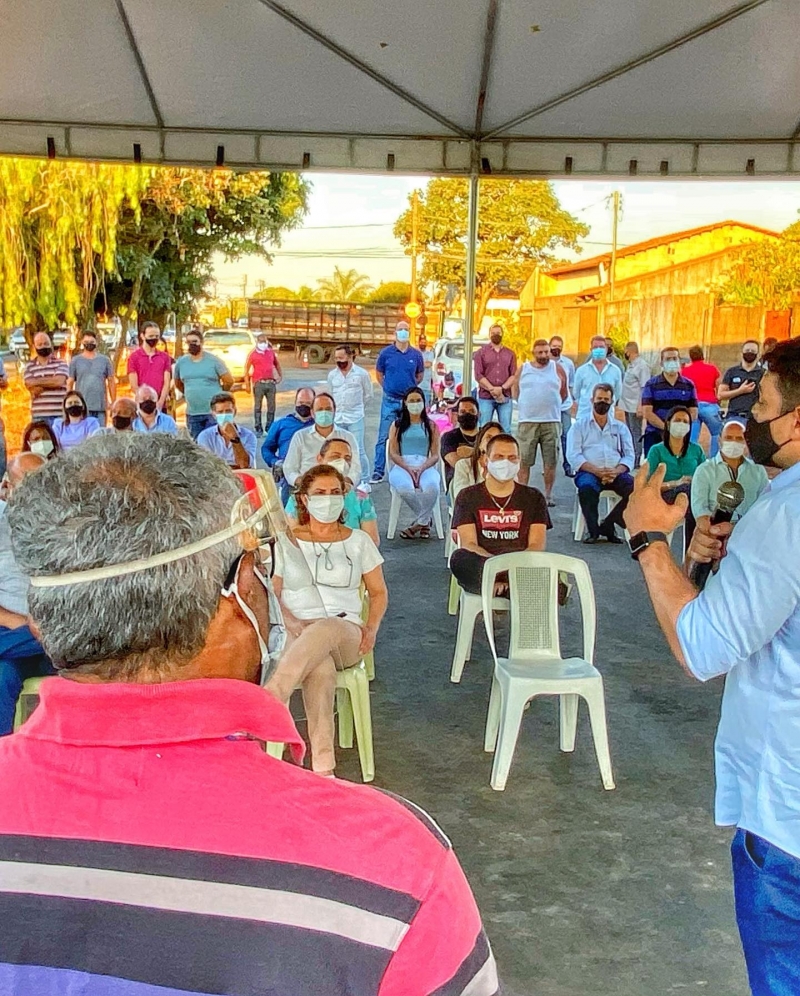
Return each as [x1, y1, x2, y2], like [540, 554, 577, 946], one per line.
[624, 338, 800, 995]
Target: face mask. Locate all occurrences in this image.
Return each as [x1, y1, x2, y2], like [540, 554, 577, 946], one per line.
[663, 360, 680, 374]
[30, 439, 54, 457]
[458, 412, 479, 431]
[593, 401, 611, 415]
[742, 351, 758, 364]
[406, 402, 425, 415]
[327, 458, 350, 477]
[139, 399, 158, 415]
[336, 360, 349, 370]
[745, 410, 792, 467]
[221, 553, 285, 687]
[591, 347, 606, 361]
[215, 412, 236, 426]
[669, 421, 691, 439]
[396, 329, 410, 343]
[256, 342, 269, 352]
[66, 404, 85, 418]
[295, 403, 312, 419]
[112, 415, 133, 431]
[550, 347, 561, 358]
[306, 494, 344, 523]
[720, 441, 746, 460]
[36, 346, 53, 358]
[490, 334, 502, 345]
[145, 337, 160, 348]
[314, 410, 335, 428]
[487, 458, 519, 482]
[83, 341, 97, 352]
[187, 342, 202, 355]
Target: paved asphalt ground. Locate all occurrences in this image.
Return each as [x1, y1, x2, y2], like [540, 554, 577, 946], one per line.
[4, 353, 748, 994]
[243, 358, 747, 996]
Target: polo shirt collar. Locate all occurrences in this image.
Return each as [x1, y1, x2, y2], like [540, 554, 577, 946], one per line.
[19, 677, 305, 763]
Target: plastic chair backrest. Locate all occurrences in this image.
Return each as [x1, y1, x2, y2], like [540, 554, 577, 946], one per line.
[481, 551, 596, 664]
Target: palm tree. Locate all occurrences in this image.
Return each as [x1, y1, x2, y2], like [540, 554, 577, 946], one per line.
[315, 267, 374, 302]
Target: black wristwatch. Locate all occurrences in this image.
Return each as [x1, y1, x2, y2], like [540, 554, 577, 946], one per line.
[628, 531, 669, 561]
[230, 435, 241, 445]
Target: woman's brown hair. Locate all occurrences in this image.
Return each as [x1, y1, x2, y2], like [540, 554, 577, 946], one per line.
[294, 464, 347, 526]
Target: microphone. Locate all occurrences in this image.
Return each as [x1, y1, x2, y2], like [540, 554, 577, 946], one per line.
[686, 479, 745, 590]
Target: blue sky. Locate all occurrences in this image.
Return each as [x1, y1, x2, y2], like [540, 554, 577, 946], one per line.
[212, 174, 800, 296]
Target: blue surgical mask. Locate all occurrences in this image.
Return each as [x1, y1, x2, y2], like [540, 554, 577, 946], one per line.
[215, 412, 235, 426]
[591, 347, 607, 361]
[314, 410, 335, 428]
[396, 329, 410, 343]
[663, 360, 680, 374]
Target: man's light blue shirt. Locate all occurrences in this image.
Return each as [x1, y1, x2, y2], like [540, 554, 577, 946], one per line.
[677, 460, 800, 857]
[572, 360, 623, 419]
[566, 413, 635, 473]
[133, 412, 178, 435]
[690, 452, 768, 521]
[196, 424, 257, 468]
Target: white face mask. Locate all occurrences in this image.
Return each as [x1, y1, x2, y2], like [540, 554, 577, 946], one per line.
[327, 458, 350, 477]
[30, 439, 54, 457]
[720, 441, 746, 460]
[487, 458, 519, 482]
[669, 421, 691, 439]
[306, 494, 344, 523]
[406, 402, 425, 415]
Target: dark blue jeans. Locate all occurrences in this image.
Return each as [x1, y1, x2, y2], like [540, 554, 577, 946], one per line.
[372, 395, 403, 479]
[732, 828, 800, 996]
[574, 471, 634, 538]
[0, 625, 55, 735]
[187, 413, 215, 440]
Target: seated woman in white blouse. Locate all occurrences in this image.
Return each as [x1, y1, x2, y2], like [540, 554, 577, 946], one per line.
[269, 463, 388, 776]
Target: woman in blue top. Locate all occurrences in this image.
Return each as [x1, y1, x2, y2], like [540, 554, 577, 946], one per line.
[52, 390, 101, 451]
[646, 405, 706, 551]
[388, 386, 441, 539]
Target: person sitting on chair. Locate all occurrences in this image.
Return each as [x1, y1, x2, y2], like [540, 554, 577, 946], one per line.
[388, 386, 442, 540]
[566, 383, 636, 545]
[451, 422, 503, 502]
[646, 405, 706, 551]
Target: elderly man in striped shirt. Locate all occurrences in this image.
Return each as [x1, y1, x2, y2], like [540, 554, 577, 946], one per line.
[23, 332, 69, 427]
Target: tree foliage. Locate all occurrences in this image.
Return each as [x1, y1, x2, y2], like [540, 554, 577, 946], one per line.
[718, 222, 800, 311]
[315, 266, 374, 302]
[394, 178, 589, 326]
[366, 280, 415, 304]
[253, 285, 299, 300]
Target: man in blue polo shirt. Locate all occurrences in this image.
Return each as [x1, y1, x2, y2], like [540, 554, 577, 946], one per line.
[370, 321, 423, 483]
[641, 346, 698, 455]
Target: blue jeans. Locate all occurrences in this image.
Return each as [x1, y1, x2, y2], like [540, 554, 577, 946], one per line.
[478, 397, 512, 432]
[691, 401, 723, 457]
[0, 625, 55, 735]
[732, 828, 800, 995]
[338, 417, 369, 482]
[89, 409, 107, 427]
[372, 396, 403, 478]
[187, 413, 215, 440]
[560, 410, 572, 472]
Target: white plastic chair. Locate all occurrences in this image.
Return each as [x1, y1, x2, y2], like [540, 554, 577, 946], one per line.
[480, 551, 614, 792]
[13, 676, 47, 731]
[572, 489, 622, 541]
[449, 536, 510, 681]
[386, 442, 444, 540]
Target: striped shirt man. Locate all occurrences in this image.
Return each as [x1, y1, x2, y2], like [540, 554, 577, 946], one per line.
[23, 353, 69, 421]
[0, 678, 498, 996]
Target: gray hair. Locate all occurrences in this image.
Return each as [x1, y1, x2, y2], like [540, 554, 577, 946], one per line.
[7, 433, 242, 678]
[135, 384, 158, 403]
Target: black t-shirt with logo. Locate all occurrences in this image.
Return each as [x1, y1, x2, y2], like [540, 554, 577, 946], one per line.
[441, 427, 479, 486]
[452, 482, 551, 556]
[722, 364, 764, 415]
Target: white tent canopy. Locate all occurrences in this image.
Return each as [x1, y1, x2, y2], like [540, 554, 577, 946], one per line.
[1, 0, 798, 177]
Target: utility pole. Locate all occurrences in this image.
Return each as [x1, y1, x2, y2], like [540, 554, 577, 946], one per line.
[609, 190, 620, 302]
[410, 190, 420, 304]
[241, 275, 248, 299]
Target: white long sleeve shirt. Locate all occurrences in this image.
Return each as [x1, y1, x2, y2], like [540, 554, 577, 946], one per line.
[327, 364, 373, 425]
[282, 424, 361, 487]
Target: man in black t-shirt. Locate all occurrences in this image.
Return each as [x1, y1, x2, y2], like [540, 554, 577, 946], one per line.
[450, 434, 550, 594]
[719, 340, 764, 421]
[441, 397, 481, 489]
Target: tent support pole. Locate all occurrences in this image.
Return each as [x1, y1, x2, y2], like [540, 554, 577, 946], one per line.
[462, 170, 480, 393]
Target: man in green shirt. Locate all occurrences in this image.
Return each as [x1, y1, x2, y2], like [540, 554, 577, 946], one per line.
[174, 330, 233, 439]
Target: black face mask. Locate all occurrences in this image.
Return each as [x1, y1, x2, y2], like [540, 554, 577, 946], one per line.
[742, 351, 758, 364]
[145, 338, 159, 348]
[745, 410, 791, 467]
[112, 415, 133, 431]
[66, 405, 85, 418]
[187, 343, 202, 356]
[36, 346, 53, 357]
[550, 347, 561, 358]
[83, 341, 97, 352]
[593, 401, 612, 415]
[458, 412, 479, 431]
[336, 360, 349, 370]
[295, 404, 312, 419]
[139, 399, 158, 415]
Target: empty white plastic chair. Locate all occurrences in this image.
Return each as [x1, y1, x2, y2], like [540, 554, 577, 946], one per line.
[481, 551, 614, 792]
[386, 442, 444, 540]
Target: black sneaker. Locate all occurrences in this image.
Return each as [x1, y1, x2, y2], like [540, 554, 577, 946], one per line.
[369, 474, 385, 485]
[582, 535, 601, 545]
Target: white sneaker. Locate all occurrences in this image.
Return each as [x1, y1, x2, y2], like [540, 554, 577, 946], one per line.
[357, 481, 372, 495]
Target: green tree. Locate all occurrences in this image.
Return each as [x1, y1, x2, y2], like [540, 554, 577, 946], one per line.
[296, 285, 318, 301]
[394, 178, 589, 327]
[253, 285, 298, 300]
[718, 222, 800, 310]
[366, 281, 414, 304]
[315, 266, 374, 302]
[0, 158, 151, 333]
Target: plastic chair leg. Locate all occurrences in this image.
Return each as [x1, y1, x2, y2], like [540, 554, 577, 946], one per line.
[484, 676, 502, 752]
[559, 693, 579, 752]
[490, 688, 529, 791]
[351, 673, 375, 783]
[364, 650, 375, 681]
[572, 496, 585, 542]
[450, 596, 481, 683]
[387, 492, 400, 539]
[336, 686, 354, 748]
[447, 574, 460, 616]
[584, 682, 615, 790]
[265, 742, 285, 759]
[432, 497, 444, 539]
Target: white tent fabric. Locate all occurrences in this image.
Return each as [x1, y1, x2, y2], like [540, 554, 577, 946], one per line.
[1, 0, 798, 177]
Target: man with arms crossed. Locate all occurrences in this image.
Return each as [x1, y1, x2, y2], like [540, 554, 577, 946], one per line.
[624, 338, 800, 995]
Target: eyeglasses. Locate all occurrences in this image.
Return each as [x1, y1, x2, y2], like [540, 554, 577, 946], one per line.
[312, 542, 354, 589]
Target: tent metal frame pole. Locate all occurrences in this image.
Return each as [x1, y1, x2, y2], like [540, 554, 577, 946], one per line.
[462, 170, 480, 393]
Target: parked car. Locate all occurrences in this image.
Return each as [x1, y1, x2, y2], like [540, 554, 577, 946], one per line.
[8, 328, 27, 357]
[202, 327, 256, 387]
[431, 336, 484, 392]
